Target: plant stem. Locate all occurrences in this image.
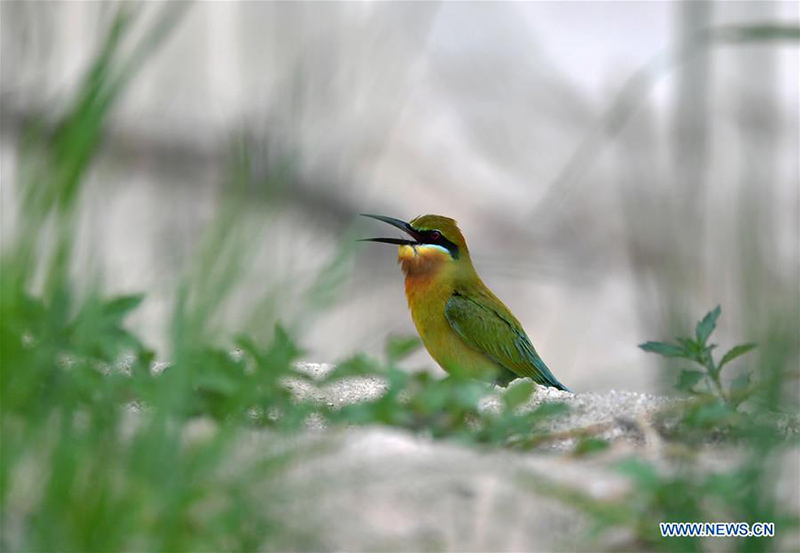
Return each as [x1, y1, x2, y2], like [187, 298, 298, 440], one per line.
[704, 355, 728, 403]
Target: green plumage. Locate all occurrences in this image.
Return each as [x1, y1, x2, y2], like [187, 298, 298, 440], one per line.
[445, 292, 569, 391]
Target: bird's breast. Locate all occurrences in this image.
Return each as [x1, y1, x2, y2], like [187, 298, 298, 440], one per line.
[403, 266, 498, 380]
[400, 244, 453, 310]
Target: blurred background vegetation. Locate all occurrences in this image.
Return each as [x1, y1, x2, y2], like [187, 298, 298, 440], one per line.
[1, 1, 797, 551]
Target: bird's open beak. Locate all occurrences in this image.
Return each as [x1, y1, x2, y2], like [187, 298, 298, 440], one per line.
[359, 214, 422, 246]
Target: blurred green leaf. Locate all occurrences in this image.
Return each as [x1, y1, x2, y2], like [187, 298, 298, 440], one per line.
[503, 380, 535, 410]
[267, 324, 303, 366]
[305, 226, 359, 313]
[639, 341, 687, 358]
[719, 343, 757, 371]
[103, 294, 144, 319]
[70, 294, 145, 362]
[693, 401, 735, 427]
[708, 24, 800, 44]
[695, 306, 721, 345]
[677, 370, 705, 393]
[573, 437, 610, 457]
[616, 458, 660, 490]
[325, 354, 385, 381]
[385, 335, 422, 364]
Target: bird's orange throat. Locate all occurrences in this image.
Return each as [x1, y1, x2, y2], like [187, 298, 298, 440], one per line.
[398, 244, 451, 296]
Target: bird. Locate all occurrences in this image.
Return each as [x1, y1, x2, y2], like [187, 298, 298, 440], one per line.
[360, 213, 569, 391]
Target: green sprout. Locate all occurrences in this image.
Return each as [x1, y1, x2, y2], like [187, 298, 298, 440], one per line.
[640, 306, 756, 407]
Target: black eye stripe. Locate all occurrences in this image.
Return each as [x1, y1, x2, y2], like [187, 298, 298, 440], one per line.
[418, 229, 459, 259]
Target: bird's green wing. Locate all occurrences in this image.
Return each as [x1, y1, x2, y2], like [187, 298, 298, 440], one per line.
[444, 292, 569, 391]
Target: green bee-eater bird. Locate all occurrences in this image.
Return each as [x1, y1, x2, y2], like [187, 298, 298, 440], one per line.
[361, 213, 569, 390]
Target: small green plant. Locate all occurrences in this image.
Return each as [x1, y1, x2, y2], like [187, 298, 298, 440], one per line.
[640, 306, 756, 407]
[527, 306, 798, 553]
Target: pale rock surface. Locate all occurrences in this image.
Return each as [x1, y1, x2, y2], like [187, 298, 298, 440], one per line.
[240, 363, 797, 551]
[157, 362, 798, 551]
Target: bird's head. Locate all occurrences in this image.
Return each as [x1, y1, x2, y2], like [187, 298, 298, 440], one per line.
[360, 213, 472, 278]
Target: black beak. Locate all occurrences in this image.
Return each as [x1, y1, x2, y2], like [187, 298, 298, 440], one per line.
[359, 214, 422, 245]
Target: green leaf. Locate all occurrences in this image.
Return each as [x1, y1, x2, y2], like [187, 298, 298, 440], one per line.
[503, 380, 535, 410]
[325, 354, 384, 381]
[676, 337, 699, 351]
[270, 324, 303, 362]
[616, 458, 660, 490]
[708, 24, 800, 44]
[385, 335, 422, 363]
[234, 335, 264, 364]
[695, 306, 721, 345]
[573, 437, 610, 457]
[103, 294, 144, 320]
[676, 370, 705, 392]
[718, 343, 757, 370]
[194, 371, 240, 396]
[676, 337, 705, 362]
[692, 401, 735, 427]
[451, 380, 487, 410]
[639, 341, 687, 358]
[69, 293, 145, 362]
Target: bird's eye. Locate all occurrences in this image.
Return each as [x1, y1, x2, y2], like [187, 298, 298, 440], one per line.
[430, 230, 441, 241]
